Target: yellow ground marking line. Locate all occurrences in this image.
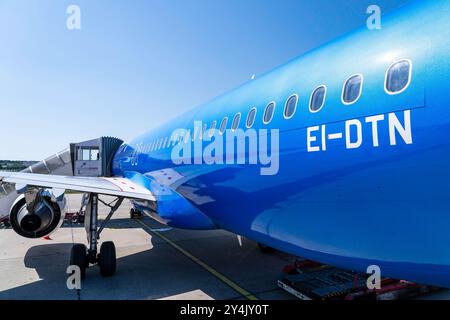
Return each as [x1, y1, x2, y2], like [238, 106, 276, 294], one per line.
[135, 219, 259, 301]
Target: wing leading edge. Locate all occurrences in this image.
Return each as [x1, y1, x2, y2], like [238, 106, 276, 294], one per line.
[0, 171, 155, 201]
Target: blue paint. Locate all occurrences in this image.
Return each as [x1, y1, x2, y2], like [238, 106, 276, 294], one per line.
[112, 0, 450, 287]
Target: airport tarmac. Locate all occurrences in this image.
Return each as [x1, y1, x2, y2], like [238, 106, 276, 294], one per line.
[1, 194, 450, 300]
[0, 195, 295, 300]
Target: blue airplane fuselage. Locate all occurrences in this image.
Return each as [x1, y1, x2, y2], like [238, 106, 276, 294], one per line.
[112, 0, 450, 287]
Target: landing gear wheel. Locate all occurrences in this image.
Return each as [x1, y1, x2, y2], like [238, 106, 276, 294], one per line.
[99, 241, 116, 277]
[130, 209, 143, 219]
[77, 214, 85, 224]
[258, 243, 276, 254]
[70, 244, 87, 279]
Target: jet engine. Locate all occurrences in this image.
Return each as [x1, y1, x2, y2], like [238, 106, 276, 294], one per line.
[9, 188, 66, 239]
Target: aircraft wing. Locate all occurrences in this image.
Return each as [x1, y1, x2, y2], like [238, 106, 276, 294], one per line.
[0, 171, 155, 201]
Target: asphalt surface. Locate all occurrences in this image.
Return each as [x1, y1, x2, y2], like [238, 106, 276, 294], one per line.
[0, 195, 295, 300]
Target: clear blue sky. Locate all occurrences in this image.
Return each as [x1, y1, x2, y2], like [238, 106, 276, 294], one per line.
[0, 0, 410, 160]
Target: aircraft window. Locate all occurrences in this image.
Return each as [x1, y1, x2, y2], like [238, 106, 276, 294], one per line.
[385, 59, 412, 94]
[246, 108, 257, 128]
[342, 75, 363, 104]
[170, 134, 177, 146]
[219, 117, 228, 135]
[232, 113, 241, 131]
[200, 123, 207, 140]
[209, 121, 217, 137]
[263, 102, 276, 124]
[310, 86, 326, 113]
[192, 126, 199, 141]
[284, 94, 298, 119]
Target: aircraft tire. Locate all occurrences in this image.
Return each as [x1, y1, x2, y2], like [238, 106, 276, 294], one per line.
[99, 241, 116, 277]
[77, 214, 85, 224]
[70, 244, 87, 279]
[258, 243, 276, 254]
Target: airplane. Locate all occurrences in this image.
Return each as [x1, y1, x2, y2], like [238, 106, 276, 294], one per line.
[1, 0, 450, 288]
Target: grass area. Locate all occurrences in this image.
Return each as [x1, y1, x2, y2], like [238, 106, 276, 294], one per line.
[65, 190, 82, 194]
[0, 160, 37, 172]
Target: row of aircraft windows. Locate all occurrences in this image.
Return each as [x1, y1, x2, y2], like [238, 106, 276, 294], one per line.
[141, 59, 412, 153]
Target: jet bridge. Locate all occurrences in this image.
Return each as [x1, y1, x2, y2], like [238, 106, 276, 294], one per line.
[70, 137, 123, 177]
[0, 137, 123, 216]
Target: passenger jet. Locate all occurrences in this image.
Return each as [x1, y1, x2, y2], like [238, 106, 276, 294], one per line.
[1, 0, 450, 288]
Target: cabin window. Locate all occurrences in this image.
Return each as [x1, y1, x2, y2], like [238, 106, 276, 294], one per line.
[263, 102, 276, 124]
[284, 94, 298, 119]
[192, 126, 199, 141]
[209, 121, 217, 137]
[184, 130, 190, 143]
[171, 134, 178, 146]
[309, 86, 326, 113]
[201, 123, 207, 140]
[342, 75, 363, 104]
[385, 59, 412, 94]
[246, 108, 257, 128]
[219, 117, 228, 135]
[232, 113, 241, 131]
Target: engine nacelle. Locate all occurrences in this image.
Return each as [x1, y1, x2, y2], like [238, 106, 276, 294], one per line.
[9, 189, 66, 239]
